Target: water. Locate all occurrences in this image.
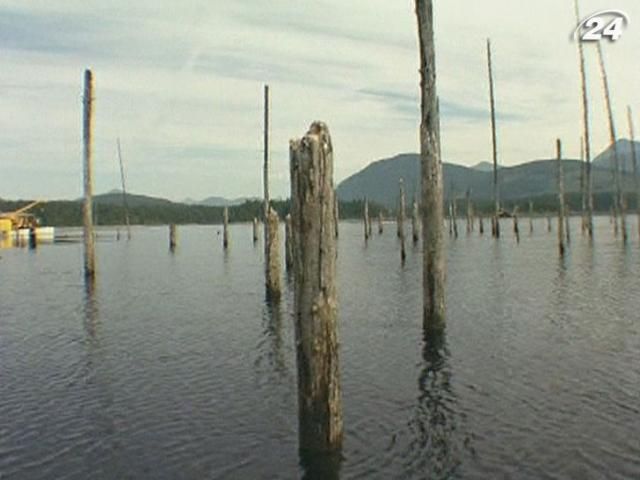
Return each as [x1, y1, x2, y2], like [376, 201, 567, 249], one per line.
[1, 218, 639, 479]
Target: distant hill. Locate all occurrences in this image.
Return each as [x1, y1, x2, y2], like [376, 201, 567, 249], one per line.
[336, 151, 638, 210]
[92, 190, 175, 207]
[471, 161, 498, 172]
[592, 139, 640, 173]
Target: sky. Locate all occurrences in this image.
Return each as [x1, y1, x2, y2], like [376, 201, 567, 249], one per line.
[1, 0, 639, 201]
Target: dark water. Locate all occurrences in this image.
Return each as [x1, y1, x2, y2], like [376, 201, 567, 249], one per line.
[1, 218, 639, 479]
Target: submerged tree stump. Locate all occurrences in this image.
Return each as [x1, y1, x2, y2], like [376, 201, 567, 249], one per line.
[223, 207, 230, 249]
[289, 121, 342, 452]
[253, 217, 259, 244]
[266, 207, 281, 300]
[416, 0, 446, 327]
[169, 224, 177, 250]
[412, 198, 420, 244]
[398, 178, 407, 263]
[82, 69, 96, 278]
[557, 139, 566, 256]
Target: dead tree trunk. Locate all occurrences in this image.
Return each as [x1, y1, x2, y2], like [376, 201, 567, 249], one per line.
[253, 217, 259, 244]
[579, 136, 587, 235]
[416, 0, 446, 327]
[465, 189, 472, 234]
[627, 107, 640, 241]
[378, 212, 384, 235]
[266, 207, 281, 300]
[412, 198, 420, 243]
[289, 121, 342, 452]
[597, 42, 626, 243]
[116, 138, 131, 240]
[547, 216, 552, 233]
[285, 213, 293, 272]
[479, 215, 484, 235]
[263, 84, 271, 259]
[513, 207, 520, 244]
[364, 199, 370, 241]
[487, 39, 500, 239]
[529, 200, 534, 234]
[399, 178, 407, 263]
[557, 139, 566, 256]
[452, 196, 458, 239]
[169, 224, 177, 251]
[574, 0, 594, 238]
[223, 206, 230, 249]
[82, 69, 96, 279]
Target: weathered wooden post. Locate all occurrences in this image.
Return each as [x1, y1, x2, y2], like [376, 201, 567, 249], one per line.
[169, 224, 177, 250]
[448, 202, 453, 237]
[412, 198, 420, 243]
[557, 139, 566, 256]
[487, 39, 501, 239]
[285, 213, 293, 272]
[223, 206, 230, 249]
[597, 42, 626, 243]
[82, 69, 96, 279]
[363, 199, 370, 241]
[574, 0, 594, 238]
[378, 212, 384, 235]
[479, 215, 484, 235]
[398, 178, 407, 263]
[513, 207, 520, 244]
[252, 217, 259, 244]
[416, 0, 446, 327]
[266, 207, 281, 300]
[289, 121, 342, 452]
[529, 200, 534, 234]
[452, 196, 458, 239]
[465, 188, 472, 234]
[627, 106, 640, 241]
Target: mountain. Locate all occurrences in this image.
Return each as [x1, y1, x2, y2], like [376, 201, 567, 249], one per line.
[471, 161, 498, 172]
[198, 196, 258, 207]
[336, 152, 638, 210]
[592, 139, 640, 173]
[92, 190, 176, 207]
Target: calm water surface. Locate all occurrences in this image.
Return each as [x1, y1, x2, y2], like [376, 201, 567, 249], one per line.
[1, 218, 639, 479]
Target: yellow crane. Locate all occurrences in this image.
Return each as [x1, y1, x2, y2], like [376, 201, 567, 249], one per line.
[0, 201, 43, 233]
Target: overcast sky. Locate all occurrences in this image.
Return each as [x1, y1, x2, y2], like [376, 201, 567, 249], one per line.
[1, 0, 639, 201]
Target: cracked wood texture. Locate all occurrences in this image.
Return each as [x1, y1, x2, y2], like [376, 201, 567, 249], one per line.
[289, 122, 342, 452]
[82, 69, 96, 279]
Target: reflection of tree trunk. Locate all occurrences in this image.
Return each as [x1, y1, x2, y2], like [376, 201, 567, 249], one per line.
[405, 329, 464, 477]
[299, 449, 342, 480]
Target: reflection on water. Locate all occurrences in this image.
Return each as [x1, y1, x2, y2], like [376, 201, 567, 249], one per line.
[299, 448, 342, 480]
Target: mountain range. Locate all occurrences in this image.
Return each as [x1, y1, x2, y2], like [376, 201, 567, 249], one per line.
[335, 140, 640, 209]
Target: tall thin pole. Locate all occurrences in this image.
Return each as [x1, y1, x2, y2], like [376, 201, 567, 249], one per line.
[487, 39, 500, 238]
[596, 42, 626, 243]
[628, 106, 639, 241]
[116, 138, 131, 240]
[557, 139, 566, 256]
[416, 0, 445, 328]
[82, 69, 96, 278]
[580, 136, 586, 235]
[263, 84, 270, 254]
[574, 0, 594, 238]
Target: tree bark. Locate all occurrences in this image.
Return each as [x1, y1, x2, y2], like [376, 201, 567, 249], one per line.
[289, 122, 342, 452]
[266, 207, 281, 301]
[487, 39, 500, 239]
[416, 0, 445, 328]
[82, 69, 96, 279]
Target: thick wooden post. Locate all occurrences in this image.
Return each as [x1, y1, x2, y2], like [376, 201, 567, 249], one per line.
[223, 206, 229, 249]
[82, 69, 96, 278]
[627, 107, 640, 241]
[487, 39, 501, 239]
[574, 0, 594, 238]
[416, 0, 446, 327]
[398, 178, 407, 263]
[169, 224, 177, 250]
[364, 199, 370, 241]
[378, 211, 384, 234]
[285, 213, 293, 272]
[597, 42, 626, 243]
[557, 139, 566, 256]
[266, 207, 281, 300]
[289, 121, 342, 452]
[252, 217, 259, 244]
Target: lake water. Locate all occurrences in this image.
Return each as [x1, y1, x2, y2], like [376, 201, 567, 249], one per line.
[1, 218, 639, 479]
